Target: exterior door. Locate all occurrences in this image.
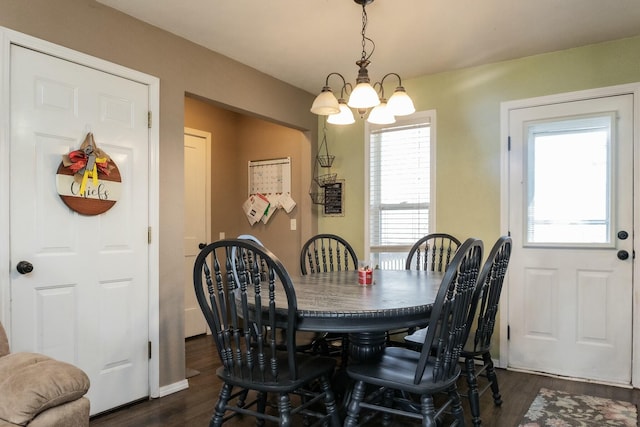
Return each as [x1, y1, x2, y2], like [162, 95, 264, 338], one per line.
[507, 93, 633, 384]
[184, 128, 210, 338]
[9, 45, 150, 414]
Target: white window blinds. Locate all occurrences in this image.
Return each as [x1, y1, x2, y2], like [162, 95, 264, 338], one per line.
[369, 117, 432, 252]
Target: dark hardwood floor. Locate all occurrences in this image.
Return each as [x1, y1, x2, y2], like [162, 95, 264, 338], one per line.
[90, 335, 640, 426]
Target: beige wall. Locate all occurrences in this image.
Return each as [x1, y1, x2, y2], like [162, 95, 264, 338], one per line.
[184, 96, 313, 273]
[0, 0, 317, 389]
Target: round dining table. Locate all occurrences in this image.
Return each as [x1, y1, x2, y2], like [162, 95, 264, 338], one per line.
[288, 269, 443, 361]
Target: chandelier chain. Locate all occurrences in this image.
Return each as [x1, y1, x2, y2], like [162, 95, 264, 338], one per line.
[360, 4, 375, 62]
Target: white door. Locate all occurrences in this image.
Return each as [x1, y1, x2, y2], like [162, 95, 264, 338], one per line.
[9, 45, 150, 414]
[507, 94, 633, 384]
[184, 128, 210, 338]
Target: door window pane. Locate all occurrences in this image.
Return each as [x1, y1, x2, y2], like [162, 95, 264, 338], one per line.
[525, 114, 614, 245]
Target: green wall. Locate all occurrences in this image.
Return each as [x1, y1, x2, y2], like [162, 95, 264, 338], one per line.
[319, 36, 640, 255]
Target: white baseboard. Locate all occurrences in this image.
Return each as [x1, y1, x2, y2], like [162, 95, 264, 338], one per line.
[158, 379, 189, 397]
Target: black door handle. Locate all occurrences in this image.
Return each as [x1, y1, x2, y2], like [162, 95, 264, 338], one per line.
[617, 250, 629, 260]
[198, 243, 207, 249]
[16, 261, 34, 274]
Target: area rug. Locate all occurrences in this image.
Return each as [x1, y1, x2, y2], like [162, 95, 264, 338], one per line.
[518, 387, 637, 426]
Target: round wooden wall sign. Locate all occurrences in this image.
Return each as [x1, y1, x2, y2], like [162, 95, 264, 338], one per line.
[55, 133, 122, 215]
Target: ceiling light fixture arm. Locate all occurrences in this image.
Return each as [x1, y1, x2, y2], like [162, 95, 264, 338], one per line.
[375, 72, 404, 99]
[322, 72, 353, 98]
[379, 72, 403, 89]
[372, 81, 385, 100]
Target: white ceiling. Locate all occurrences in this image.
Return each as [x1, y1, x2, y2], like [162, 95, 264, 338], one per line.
[97, 0, 640, 95]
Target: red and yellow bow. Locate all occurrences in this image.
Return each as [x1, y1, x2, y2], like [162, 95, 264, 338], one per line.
[62, 133, 113, 195]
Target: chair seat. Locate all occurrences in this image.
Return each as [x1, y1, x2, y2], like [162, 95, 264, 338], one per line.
[217, 352, 336, 393]
[404, 327, 426, 346]
[461, 343, 490, 357]
[346, 346, 461, 396]
[405, 326, 480, 354]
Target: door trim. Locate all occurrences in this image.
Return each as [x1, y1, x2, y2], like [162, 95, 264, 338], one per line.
[499, 83, 640, 388]
[0, 27, 161, 397]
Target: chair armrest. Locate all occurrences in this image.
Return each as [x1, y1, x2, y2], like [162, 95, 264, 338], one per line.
[0, 353, 89, 425]
[0, 323, 9, 358]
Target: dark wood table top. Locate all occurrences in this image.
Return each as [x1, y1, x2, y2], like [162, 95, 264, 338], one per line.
[289, 269, 443, 333]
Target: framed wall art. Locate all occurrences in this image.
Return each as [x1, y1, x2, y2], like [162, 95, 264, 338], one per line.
[323, 180, 344, 216]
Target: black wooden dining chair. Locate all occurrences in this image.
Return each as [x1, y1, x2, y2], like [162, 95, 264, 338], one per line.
[404, 235, 512, 426]
[387, 232, 462, 347]
[232, 234, 322, 356]
[300, 233, 358, 275]
[299, 234, 358, 364]
[405, 232, 462, 272]
[343, 238, 484, 427]
[193, 239, 341, 427]
[460, 235, 512, 426]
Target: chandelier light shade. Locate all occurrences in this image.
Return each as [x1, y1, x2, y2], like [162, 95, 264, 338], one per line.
[387, 86, 416, 116]
[310, 86, 340, 115]
[327, 99, 356, 124]
[367, 100, 395, 125]
[348, 83, 380, 110]
[310, 0, 414, 125]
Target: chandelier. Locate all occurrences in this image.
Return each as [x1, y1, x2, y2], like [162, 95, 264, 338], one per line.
[310, 0, 415, 125]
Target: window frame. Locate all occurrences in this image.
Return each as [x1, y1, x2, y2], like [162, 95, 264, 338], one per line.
[364, 110, 437, 262]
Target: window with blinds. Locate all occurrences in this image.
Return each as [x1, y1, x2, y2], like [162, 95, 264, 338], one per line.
[367, 111, 434, 269]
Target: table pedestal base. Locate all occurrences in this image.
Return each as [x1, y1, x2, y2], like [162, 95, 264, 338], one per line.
[348, 331, 387, 362]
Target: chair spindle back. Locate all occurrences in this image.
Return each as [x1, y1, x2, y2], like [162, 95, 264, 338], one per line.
[415, 237, 484, 384]
[406, 233, 462, 272]
[194, 239, 299, 382]
[300, 234, 358, 275]
[468, 236, 512, 352]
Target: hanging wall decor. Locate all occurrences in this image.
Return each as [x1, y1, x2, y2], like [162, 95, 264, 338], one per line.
[323, 180, 345, 216]
[55, 132, 121, 215]
[309, 121, 338, 205]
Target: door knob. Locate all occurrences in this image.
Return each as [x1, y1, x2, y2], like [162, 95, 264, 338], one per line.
[198, 243, 207, 249]
[617, 250, 630, 260]
[16, 261, 34, 274]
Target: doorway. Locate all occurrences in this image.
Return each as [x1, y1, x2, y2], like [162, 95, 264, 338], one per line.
[184, 128, 211, 338]
[500, 85, 639, 386]
[0, 29, 160, 413]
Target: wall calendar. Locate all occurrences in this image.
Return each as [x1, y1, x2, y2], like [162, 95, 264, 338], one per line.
[248, 157, 291, 196]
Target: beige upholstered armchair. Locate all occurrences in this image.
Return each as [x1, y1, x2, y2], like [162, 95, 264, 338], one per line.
[0, 321, 90, 427]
